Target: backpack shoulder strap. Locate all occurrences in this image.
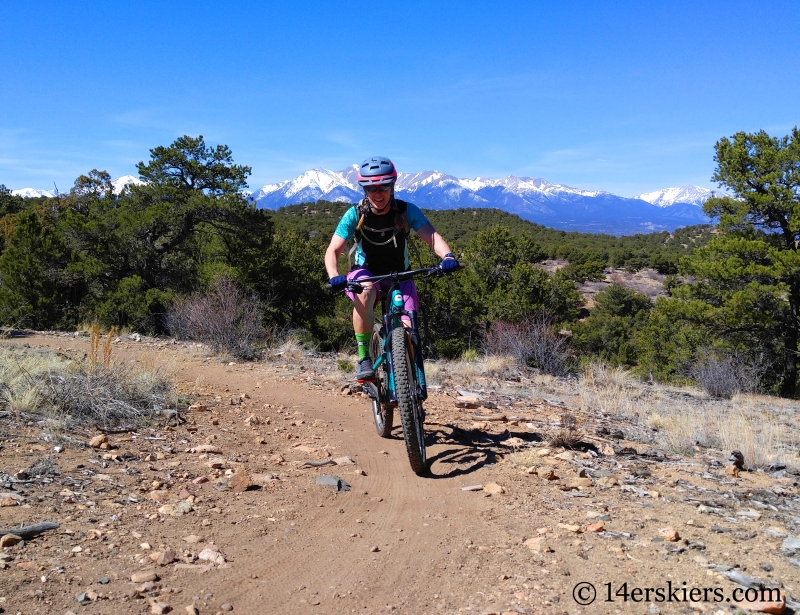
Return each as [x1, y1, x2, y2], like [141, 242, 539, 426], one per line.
[349, 199, 368, 270]
[393, 198, 410, 235]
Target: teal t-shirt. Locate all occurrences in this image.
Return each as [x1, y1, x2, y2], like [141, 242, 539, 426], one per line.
[334, 202, 430, 270]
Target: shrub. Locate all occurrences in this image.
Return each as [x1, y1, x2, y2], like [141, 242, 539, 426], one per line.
[483, 312, 572, 376]
[689, 349, 765, 399]
[461, 348, 480, 362]
[166, 276, 267, 360]
[337, 358, 354, 373]
[0, 344, 172, 431]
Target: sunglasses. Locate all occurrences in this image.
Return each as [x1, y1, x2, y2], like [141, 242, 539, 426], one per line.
[364, 184, 392, 194]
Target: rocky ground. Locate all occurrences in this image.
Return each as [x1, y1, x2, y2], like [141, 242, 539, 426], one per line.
[1, 333, 799, 615]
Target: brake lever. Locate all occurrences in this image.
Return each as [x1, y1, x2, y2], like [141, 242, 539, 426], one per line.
[346, 283, 365, 294]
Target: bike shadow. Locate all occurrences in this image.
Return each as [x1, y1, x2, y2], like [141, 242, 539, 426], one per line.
[419, 423, 600, 479]
[419, 423, 527, 479]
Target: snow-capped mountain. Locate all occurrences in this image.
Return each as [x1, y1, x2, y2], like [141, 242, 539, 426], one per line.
[249, 167, 715, 234]
[11, 175, 144, 199]
[11, 170, 717, 234]
[634, 186, 719, 208]
[249, 168, 362, 206]
[111, 175, 144, 194]
[11, 187, 59, 198]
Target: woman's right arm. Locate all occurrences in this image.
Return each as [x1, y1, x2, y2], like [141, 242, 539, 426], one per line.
[325, 235, 348, 279]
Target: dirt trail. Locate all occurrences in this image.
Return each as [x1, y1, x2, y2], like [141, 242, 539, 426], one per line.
[1, 334, 799, 615]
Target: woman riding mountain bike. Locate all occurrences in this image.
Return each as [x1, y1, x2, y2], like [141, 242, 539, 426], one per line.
[324, 156, 460, 381]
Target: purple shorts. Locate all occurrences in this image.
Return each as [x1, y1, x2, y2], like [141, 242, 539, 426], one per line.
[346, 268, 419, 313]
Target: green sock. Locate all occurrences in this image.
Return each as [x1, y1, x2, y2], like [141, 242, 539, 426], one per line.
[355, 333, 371, 360]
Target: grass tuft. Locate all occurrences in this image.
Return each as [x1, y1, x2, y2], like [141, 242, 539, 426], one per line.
[0, 343, 173, 432]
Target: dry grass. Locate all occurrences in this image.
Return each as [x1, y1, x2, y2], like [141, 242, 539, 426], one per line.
[264, 334, 308, 362]
[0, 343, 174, 434]
[507, 449, 542, 469]
[424, 355, 518, 387]
[433, 353, 800, 470]
[546, 413, 584, 450]
[575, 361, 799, 469]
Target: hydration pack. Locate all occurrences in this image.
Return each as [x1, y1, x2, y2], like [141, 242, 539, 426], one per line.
[348, 197, 411, 272]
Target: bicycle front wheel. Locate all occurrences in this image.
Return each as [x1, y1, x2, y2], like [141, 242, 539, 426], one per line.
[391, 326, 427, 474]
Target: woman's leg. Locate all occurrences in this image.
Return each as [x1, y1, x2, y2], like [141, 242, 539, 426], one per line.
[347, 269, 378, 335]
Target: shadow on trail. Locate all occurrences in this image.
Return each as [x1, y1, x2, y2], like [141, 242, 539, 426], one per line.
[418, 422, 601, 479]
[421, 423, 535, 479]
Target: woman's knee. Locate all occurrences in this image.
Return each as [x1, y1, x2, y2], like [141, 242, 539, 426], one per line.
[353, 287, 376, 309]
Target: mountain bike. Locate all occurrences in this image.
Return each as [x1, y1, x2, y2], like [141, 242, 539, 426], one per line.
[335, 265, 460, 475]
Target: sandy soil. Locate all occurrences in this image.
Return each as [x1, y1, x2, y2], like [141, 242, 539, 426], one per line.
[1, 334, 798, 615]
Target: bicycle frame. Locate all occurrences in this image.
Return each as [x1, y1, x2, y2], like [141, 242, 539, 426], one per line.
[347, 267, 437, 404]
[336, 264, 461, 473]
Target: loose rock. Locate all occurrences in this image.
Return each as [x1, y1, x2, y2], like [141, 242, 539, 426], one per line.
[315, 474, 351, 491]
[159, 501, 193, 516]
[131, 571, 158, 583]
[197, 544, 226, 565]
[558, 523, 582, 533]
[0, 533, 23, 548]
[229, 467, 252, 493]
[725, 465, 740, 478]
[742, 597, 785, 614]
[483, 482, 505, 495]
[781, 536, 800, 557]
[537, 467, 557, 480]
[88, 434, 108, 448]
[523, 536, 550, 552]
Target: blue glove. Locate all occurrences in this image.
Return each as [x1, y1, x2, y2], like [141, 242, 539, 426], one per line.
[329, 275, 347, 291]
[440, 256, 459, 272]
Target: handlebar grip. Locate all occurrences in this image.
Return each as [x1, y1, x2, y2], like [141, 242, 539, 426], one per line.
[437, 264, 464, 274]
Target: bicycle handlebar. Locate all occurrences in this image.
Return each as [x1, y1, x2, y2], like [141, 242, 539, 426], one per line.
[325, 264, 463, 291]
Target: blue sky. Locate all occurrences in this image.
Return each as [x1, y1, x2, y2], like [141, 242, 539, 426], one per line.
[1, 1, 798, 196]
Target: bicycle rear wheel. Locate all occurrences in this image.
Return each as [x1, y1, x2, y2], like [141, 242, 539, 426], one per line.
[369, 323, 393, 437]
[391, 326, 427, 474]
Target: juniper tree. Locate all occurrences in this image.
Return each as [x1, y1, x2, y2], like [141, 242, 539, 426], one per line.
[639, 128, 800, 396]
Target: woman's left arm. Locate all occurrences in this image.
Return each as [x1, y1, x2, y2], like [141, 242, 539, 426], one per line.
[416, 223, 454, 259]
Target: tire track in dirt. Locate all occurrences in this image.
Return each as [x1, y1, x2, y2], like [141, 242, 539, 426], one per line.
[194, 366, 491, 613]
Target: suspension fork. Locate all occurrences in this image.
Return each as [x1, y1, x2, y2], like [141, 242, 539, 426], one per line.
[408, 311, 427, 400]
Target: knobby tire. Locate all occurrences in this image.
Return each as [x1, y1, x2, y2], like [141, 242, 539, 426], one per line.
[370, 323, 393, 437]
[391, 326, 427, 474]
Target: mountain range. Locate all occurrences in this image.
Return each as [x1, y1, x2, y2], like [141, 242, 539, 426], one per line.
[12, 170, 719, 235]
[10, 175, 143, 199]
[248, 166, 718, 234]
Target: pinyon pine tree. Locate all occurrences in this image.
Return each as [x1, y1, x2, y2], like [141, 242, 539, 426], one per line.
[639, 127, 800, 396]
